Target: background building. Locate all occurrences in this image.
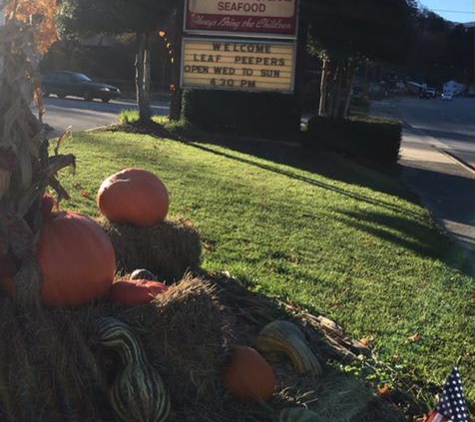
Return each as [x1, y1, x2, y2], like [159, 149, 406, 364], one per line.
[443, 80, 466, 96]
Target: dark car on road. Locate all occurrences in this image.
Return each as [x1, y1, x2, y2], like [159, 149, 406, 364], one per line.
[42, 71, 121, 103]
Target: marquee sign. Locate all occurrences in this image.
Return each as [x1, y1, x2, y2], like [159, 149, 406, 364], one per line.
[184, 0, 298, 38]
[181, 38, 296, 93]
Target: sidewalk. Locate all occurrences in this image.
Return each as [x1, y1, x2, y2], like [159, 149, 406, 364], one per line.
[371, 100, 475, 270]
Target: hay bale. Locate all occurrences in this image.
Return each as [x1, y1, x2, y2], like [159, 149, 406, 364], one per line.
[100, 218, 202, 282]
[275, 369, 405, 422]
[0, 299, 115, 422]
[0, 277, 231, 421]
[0, 274, 406, 422]
[120, 276, 232, 406]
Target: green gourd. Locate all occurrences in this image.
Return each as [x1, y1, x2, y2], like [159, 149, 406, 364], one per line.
[96, 317, 170, 422]
[256, 321, 322, 377]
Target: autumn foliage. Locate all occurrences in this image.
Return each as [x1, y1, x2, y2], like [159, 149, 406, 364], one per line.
[8, 0, 59, 53]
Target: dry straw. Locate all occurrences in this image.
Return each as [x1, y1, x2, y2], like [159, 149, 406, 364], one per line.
[100, 218, 202, 282]
[0, 273, 405, 422]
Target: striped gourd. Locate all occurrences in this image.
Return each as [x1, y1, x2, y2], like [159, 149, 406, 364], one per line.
[278, 407, 322, 422]
[96, 317, 170, 422]
[256, 321, 322, 377]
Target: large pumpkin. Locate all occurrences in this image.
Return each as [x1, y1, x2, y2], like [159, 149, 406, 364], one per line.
[0, 211, 116, 307]
[223, 346, 276, 402]
[98, 169, 169, 227]
[110, 279, 168, 307]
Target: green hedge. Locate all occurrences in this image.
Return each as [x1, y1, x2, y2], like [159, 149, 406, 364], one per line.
[306, 116, 402, 165]
[182, 90, 300, 140]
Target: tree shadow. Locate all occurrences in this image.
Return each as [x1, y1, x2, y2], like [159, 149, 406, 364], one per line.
[178, 130, 417, 203]
[179, 139, 420, 220]
[333, 208, 474, 277]
[101, 125, 473, 276]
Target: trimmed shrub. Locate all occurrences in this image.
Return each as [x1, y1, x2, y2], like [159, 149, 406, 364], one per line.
[306, 116, 402, 165]
[182, 89, 301, 140]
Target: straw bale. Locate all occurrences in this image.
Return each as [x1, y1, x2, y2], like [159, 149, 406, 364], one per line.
[118, 275, 232, 406]
[100, 218, 202, 282]
[0, 274, 406, 422]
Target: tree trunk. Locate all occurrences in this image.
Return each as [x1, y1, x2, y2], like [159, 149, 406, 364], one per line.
[135, 31, 151, 123]
[169, 7, 185, 121]
[326, 61, 338, 119]
[342, 67, 356, 119]
[335, 63, 350, 119]
[318, 58, 330, 116]
[143, 31, 152, 121]
[326, 66, 335, 118]
[332, 64, 343, 119]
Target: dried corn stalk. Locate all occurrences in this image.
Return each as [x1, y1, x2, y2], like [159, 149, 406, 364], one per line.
[0, 2, 75, 306]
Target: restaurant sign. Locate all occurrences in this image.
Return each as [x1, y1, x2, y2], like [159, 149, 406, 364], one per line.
[181, 38, 296, 93]
[185, 0, 298, 38]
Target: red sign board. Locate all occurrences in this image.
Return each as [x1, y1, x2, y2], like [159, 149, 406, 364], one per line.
[185, 0, 298, 38]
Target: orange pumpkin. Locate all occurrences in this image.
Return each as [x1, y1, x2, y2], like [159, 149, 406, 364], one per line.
[110, 279, 168, 307]
[97, 169, 169, 227]
[0, 211, 116, 307]
[223, 346, 276, 402]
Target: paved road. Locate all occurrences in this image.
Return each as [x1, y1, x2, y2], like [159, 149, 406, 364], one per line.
[378, 97, 475, 169]
[38, 97, 170, 138]
[372, 97, 475, 260]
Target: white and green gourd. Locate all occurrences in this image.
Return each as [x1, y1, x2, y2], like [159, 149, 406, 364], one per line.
[278, 407, 322, 422]
[256, 321, 322, 377]
[96, 317, 170, 422]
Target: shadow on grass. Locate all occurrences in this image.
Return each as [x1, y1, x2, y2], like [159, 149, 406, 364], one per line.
[100, 125, 419, 220]
[183, 140, 419, 219]
[179, 139, 473, 277]
[185, 132, 416, 201]
[103, 124, 473, 275]
[333, 209, 474, 276]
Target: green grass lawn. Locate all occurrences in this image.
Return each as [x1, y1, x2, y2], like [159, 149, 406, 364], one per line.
[58, 130, 474, 404]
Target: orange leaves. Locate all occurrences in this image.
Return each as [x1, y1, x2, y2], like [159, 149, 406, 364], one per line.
[9, 0, 59, 53]
[359, 336, 374, 348]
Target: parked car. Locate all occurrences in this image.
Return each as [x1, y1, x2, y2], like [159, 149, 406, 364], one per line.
[441, 93, 453, 101]
[42, 71, 121, 102]
[419, 88, 437, 99]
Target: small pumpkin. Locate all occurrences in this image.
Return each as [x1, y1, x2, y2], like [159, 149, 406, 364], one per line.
[0, 211, 116, 307]
[130, 268, 158, 281]
[111, 279, 168, 307]
[223, 346, 276, 402]
[98, 168, 169, 227]
[278, 408, 321, 422]
[256, 321, 322, 378]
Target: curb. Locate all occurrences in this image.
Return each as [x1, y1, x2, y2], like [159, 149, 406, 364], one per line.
[434, 147, 475, 175]
[402, 118, 475, 177]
